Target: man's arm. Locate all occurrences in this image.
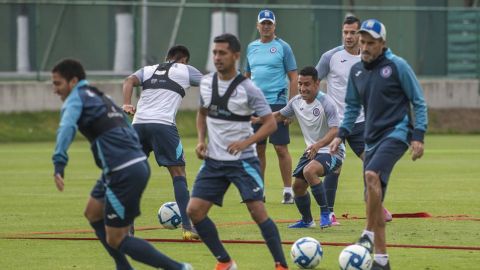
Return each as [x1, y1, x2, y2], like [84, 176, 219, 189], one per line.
[122, 75, 141, 114]
[227, 113, 277, 155]
[195, 107, 208, 159]
[187, 65, 203, 86]
[287, 70, 298, 99]
[308, 127, 338, 160]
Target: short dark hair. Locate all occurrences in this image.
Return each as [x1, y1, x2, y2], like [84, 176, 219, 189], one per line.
[167, 45, 190, 63]
[299, 66, 318, 81]
[214, 33, 241, 53]
[51, 59, 86, 81]
[343, 15, 360, 28]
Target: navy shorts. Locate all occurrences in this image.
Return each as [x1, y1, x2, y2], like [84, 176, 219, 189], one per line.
[253, 104, 290, 145]
[90, 160, 150, 227]
[347, 122, 366, 157]
[133, 123, 185, 167]
[191, 158, 264, 206]
[364, 138, 408, 192]
[292, 152, 343, 180]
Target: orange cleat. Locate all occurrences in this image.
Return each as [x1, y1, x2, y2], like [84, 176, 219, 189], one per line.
[215, 260, 237, 270]
[275, 262, 289, 270]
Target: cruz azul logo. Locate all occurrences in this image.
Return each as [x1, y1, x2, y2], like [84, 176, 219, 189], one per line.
[270, 47, 277, 53]
[312, 108, 320, 116]
[381, 66, 392, 78]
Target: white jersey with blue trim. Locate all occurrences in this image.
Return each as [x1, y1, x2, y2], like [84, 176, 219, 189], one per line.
[316, 46, 364, 123]
[200, 72, 271, 161]
[280, 92, 345, 159]
[132, 62, 202, 125]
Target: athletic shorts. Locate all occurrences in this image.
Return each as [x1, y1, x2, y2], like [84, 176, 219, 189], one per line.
[364, 138, 408, 198]
[90, 160, 150, 227]
[347, 121, 366, 157]
[253, 104, 290, 145]
[292, 152, 343, 180]
[191, 158, 264, 206]
[133, 123, 185, 167]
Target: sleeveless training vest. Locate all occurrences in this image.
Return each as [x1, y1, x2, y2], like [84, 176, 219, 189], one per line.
[78, 86, 128, 142]
[207, 73, 251, 122]
[142, 62, 186, 97]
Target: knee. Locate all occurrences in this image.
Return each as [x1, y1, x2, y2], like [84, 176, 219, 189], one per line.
[292, 180, 308, 196]
[364, 171, 382, 192]
[273, 145, 289, 157]
[106, 234, 124, 250]
[186, 203, 203, 223]
[303, 164, 321, 180]
[84, 208, 100, 223]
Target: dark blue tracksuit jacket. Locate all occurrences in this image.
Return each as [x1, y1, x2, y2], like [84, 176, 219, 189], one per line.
[52, 80, 145, 176]
[338, 48, 428, 151]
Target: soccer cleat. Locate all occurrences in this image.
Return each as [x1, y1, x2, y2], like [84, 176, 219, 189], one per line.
[356, 234, 374, 254]
[330, 212, 340, 226]
[182, 263, 194, 270]
[275, 262, 289, 270]
[281, 192, 294, 204]
[372, 261, 391, 270]
[383, 207, 393, 222]
[320, 212, 331, 228]
[214, 260, 237, 270]
[182, 228, 200, 240]
[288, 219, 316, 228]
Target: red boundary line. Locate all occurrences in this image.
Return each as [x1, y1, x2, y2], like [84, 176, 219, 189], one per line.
[3, 236, 480, 251]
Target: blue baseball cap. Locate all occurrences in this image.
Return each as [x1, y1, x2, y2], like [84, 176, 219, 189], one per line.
[258, 9, 275, 23]
[358, 19, 387, 41]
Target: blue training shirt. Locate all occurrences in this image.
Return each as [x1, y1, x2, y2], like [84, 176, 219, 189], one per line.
[245, 37, 297, 105]
[52, 80, 145, 175]
[339, 49, 428, 150]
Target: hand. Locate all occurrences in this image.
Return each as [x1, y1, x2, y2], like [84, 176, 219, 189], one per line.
[250, 116, 262, 125]
[122, 104, 136, 115]
[329, 137, 342, 155]
[227, 141, 248, 156]
[195, 142, 207, 160]
[410, 140, 424, 161]
[283, 117, 293, 126]
[305, 144, 319, 160]
[54, 173, 65, 191]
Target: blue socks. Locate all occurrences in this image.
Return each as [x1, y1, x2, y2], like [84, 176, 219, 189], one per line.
[324, 173, 339, 212]
[294, 192, 313, 222]
[311, 182, 329, 214]
[90, 220, 133, 270]
[173, 176, 192, 230]
[259, 218, 288, 267]
[194, 217, 231, 263]
[118, 235, 183, 269]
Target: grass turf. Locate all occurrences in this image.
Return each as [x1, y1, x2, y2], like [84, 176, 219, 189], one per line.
[0, 135, 479, 269]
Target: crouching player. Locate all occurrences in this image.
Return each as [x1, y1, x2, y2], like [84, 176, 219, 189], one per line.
[273, 66, 345, 229]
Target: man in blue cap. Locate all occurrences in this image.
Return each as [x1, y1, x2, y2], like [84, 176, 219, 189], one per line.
[245, 9, 298, 204]
[330, 19, 428, 270]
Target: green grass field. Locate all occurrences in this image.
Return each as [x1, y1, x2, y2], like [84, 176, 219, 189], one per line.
[1, 135, 479, 269]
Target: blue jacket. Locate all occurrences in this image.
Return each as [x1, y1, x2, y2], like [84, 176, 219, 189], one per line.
[339, 49, 428, 150]
[52, 80, 145, 176]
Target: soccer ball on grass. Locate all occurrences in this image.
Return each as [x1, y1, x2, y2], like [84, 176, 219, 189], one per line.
[158, 202, 182, 229]
[290, 237, 323, 269]
[338, 244, 373, 270]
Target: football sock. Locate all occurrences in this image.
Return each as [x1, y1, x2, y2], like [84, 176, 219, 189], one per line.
[324, 173, 339, 212]
[259, 218, 288, 267]
[194, 217, 231, 263]
[311, 182, 329, 213]
[294, 193, 313, 222]
[118, 235, 182, 269]
[362, 230, 375, 243]
[90, 220, 133, 270]
[283, 187, 293, 194]
[172, 176, 192, 230]
[374, 254, 389, 266]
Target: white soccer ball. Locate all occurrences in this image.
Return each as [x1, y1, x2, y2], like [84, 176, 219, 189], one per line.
[158, 202, 182, 229]
[290, 237, 323, 269]
[338, 244, 373, 270]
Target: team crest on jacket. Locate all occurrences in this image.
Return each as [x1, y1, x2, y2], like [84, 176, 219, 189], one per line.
[270, 47, 277, 53]
[312, 107, 320, 116]
[380, 66, 392, 78]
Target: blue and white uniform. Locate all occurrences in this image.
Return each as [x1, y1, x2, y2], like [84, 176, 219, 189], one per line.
[52, 80, 148, 227]
[131, 62, 202, 166]
[192, 72, 272, 205]
[280, 93, 345, 179]
[316, 45, 365, 157]
[339, 48, 428, 188]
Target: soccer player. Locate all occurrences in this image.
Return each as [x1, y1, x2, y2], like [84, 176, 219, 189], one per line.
[51, 59, 193, 270]
[316, 16, 393, 225]
[272, 66, 345, 229]
[245, 9, 298, 204]
[122, 45, 202, 240]
[187, 33, 288, 270]
[330, 19, 428, 270]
